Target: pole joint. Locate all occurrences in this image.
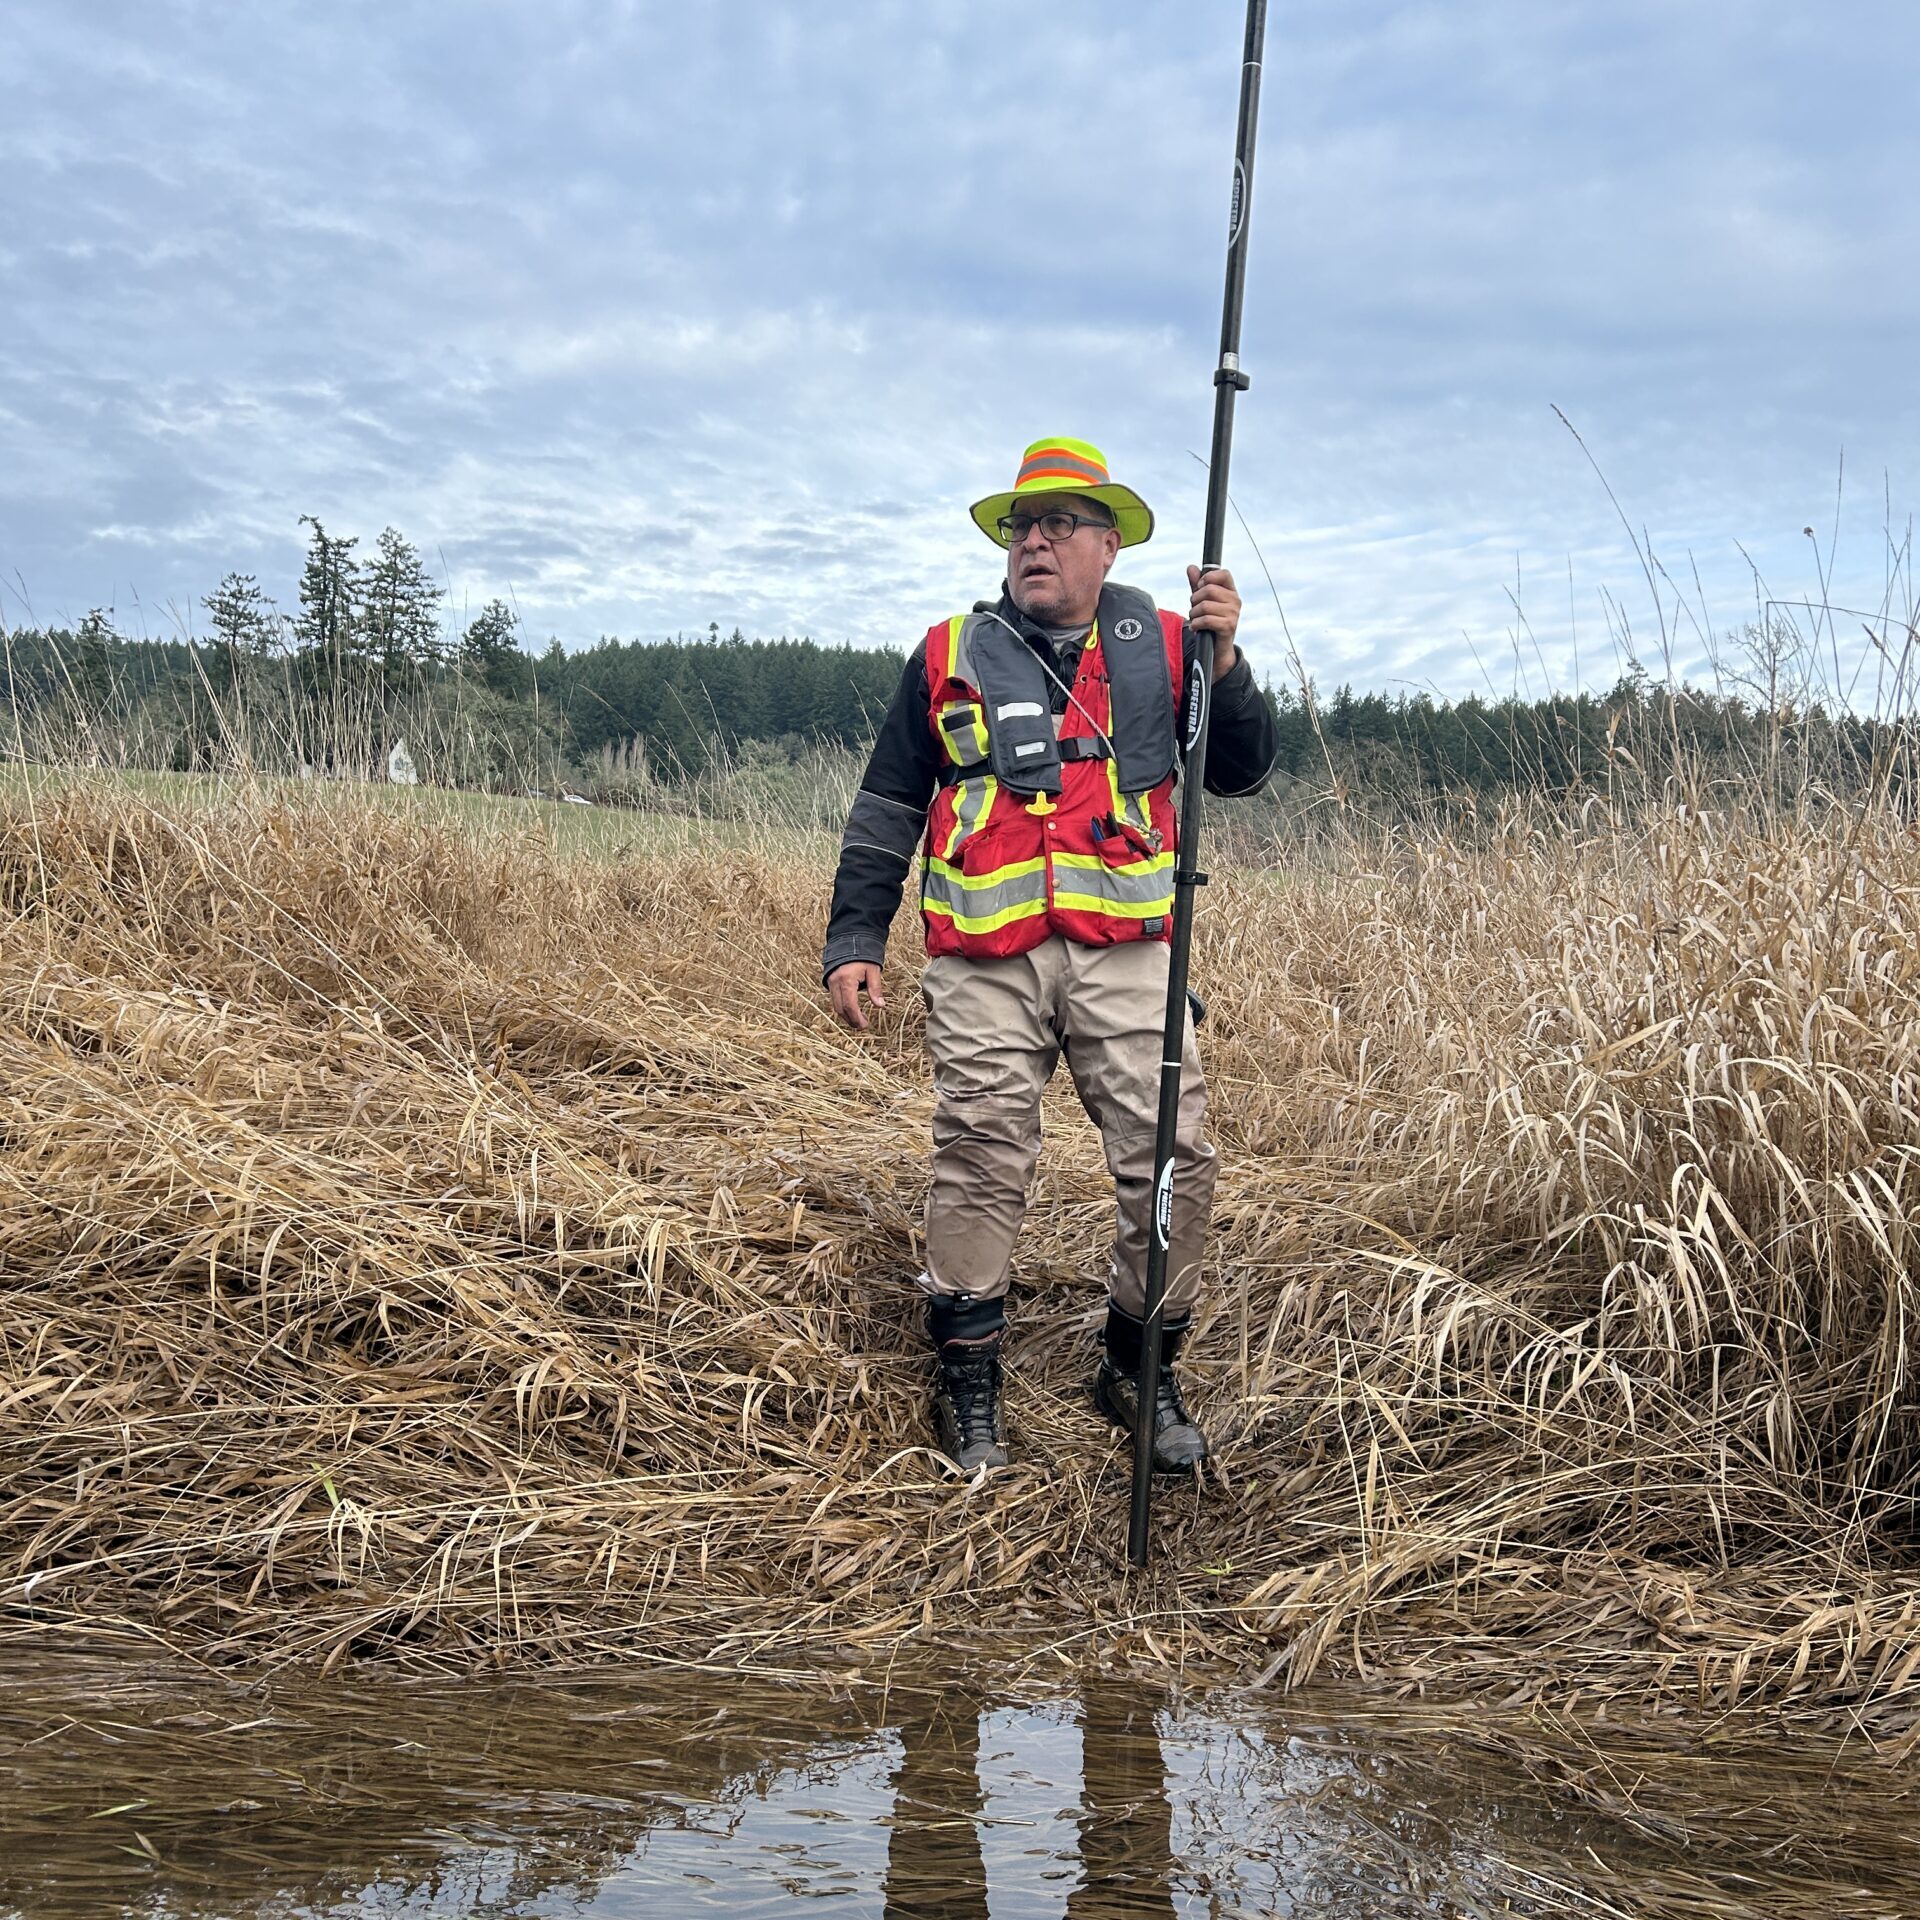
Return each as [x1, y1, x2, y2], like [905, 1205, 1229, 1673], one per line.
[1213, 367, 1252, 391]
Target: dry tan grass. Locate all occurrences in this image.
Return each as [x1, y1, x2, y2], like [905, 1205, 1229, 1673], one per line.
[5, 771, 1920, 1732]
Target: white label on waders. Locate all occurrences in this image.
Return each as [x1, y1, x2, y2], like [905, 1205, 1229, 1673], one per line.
[1153, 1162, 1174, 1250]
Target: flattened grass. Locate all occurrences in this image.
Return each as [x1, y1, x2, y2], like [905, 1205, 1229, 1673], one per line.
[4, 771, 1920, 1735]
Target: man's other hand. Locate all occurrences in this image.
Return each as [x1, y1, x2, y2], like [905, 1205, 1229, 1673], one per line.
[828, 962, 888, 1031]
[1186, 564, 1243, 678]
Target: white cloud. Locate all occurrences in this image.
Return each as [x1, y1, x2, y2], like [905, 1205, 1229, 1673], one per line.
[2, 0, 1914, 703]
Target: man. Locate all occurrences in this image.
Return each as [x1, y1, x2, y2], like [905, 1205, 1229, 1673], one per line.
[823, 437, 1276, 1474]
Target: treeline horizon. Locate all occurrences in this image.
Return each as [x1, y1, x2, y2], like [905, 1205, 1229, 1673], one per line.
[0, 518, 903, 794]
[2, 516, 1910, 817]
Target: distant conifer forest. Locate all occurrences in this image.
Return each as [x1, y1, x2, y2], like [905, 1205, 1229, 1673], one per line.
[3, 517, 1907, 828]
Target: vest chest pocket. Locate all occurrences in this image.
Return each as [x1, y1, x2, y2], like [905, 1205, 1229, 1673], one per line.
[1093, 807, 1162, 866]
[939, 774, 1000, 861]
[1094, 826, 1148, 870]
[936, 700, 989, 771]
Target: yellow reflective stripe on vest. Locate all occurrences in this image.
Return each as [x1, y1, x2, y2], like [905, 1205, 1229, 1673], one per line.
[930, 613, 964, 684]
[940, 774, 998, 859]
[937, 701, 990, 766]
[1106, 756, 1154, 837]
[1050, 849, 1176, 919]
[921, 852, 1048, 934]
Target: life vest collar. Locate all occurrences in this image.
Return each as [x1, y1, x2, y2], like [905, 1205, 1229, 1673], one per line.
[950, 581, 1176, 797]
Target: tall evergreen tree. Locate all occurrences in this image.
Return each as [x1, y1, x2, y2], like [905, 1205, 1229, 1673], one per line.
[294, 516, 361, 690]
[205, 572, 279, 655]
[359, 526, 444, 687]
[76, 607, 119, 647]
[202, 572, 279, 695]
[459, 598, 526, 697]
[67, 608, 121, 710]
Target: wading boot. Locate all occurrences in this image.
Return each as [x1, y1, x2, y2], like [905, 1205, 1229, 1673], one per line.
[1093, 1303, 1209, 1473]
[928, 1291, 1010, 1472]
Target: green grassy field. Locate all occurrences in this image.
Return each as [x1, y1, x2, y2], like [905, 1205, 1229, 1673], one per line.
[0, 763, 835, 861]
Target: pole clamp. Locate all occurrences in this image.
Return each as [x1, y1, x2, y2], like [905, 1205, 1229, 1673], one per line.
[1213, 367, 1252, 390]
[1175, 869, 1210, 889]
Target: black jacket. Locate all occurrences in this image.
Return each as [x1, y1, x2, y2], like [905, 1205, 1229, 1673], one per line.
[822, 596, 1277, 980]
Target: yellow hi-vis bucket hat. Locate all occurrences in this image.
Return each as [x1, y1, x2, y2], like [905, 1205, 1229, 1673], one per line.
[969, 437, 1156, 549]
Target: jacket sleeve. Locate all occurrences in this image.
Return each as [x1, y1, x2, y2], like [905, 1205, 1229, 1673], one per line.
[1187, 633, 1278, 797]
[822, 639, 938, 982]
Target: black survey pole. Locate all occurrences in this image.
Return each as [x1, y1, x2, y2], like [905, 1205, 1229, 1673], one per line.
[1129, 0, 1269, 1566]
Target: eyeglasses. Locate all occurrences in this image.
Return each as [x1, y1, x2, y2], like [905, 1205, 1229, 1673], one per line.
[996, 510, 1114, 546]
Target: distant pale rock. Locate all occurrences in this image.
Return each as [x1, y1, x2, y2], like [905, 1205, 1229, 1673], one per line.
[387, 740, 419, 786]
[561, 792, 593, 807]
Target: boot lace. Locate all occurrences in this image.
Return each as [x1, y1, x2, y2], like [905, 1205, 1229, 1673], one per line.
[945, 1345, 1001, 1447]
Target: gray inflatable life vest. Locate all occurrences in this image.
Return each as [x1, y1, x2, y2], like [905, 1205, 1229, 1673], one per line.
[949, 582, 1177, 797]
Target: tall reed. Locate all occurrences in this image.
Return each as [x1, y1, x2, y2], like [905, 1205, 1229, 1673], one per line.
[2, 761, 1919, 1731]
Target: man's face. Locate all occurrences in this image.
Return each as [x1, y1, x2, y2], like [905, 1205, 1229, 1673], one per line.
[1004, 492, 1123, 625]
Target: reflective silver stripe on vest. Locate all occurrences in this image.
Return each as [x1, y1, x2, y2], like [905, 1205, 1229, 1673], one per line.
[921, 853, 1048, 932]
[1049, 850, 1176, 920]
[952, 612, 978, 689]
[940, 775, 997, 859]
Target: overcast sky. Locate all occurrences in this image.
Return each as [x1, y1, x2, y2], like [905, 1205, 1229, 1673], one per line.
[5, 1, 1916, 702]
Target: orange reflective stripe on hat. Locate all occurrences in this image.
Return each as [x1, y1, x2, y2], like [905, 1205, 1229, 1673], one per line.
[1015, 442, 1111, 491]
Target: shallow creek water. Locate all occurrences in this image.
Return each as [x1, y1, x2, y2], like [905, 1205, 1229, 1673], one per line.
[3, 1646, 1916, 1918]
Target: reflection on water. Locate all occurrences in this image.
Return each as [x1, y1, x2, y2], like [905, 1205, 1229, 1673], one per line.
[879, 1689, 1175, 1912]
[0, 1643, 1914, 1919]
[879, 1681, 1180, 1918]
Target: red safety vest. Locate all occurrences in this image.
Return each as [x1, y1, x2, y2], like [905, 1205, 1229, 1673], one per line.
[920, 598, 1184, 961]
